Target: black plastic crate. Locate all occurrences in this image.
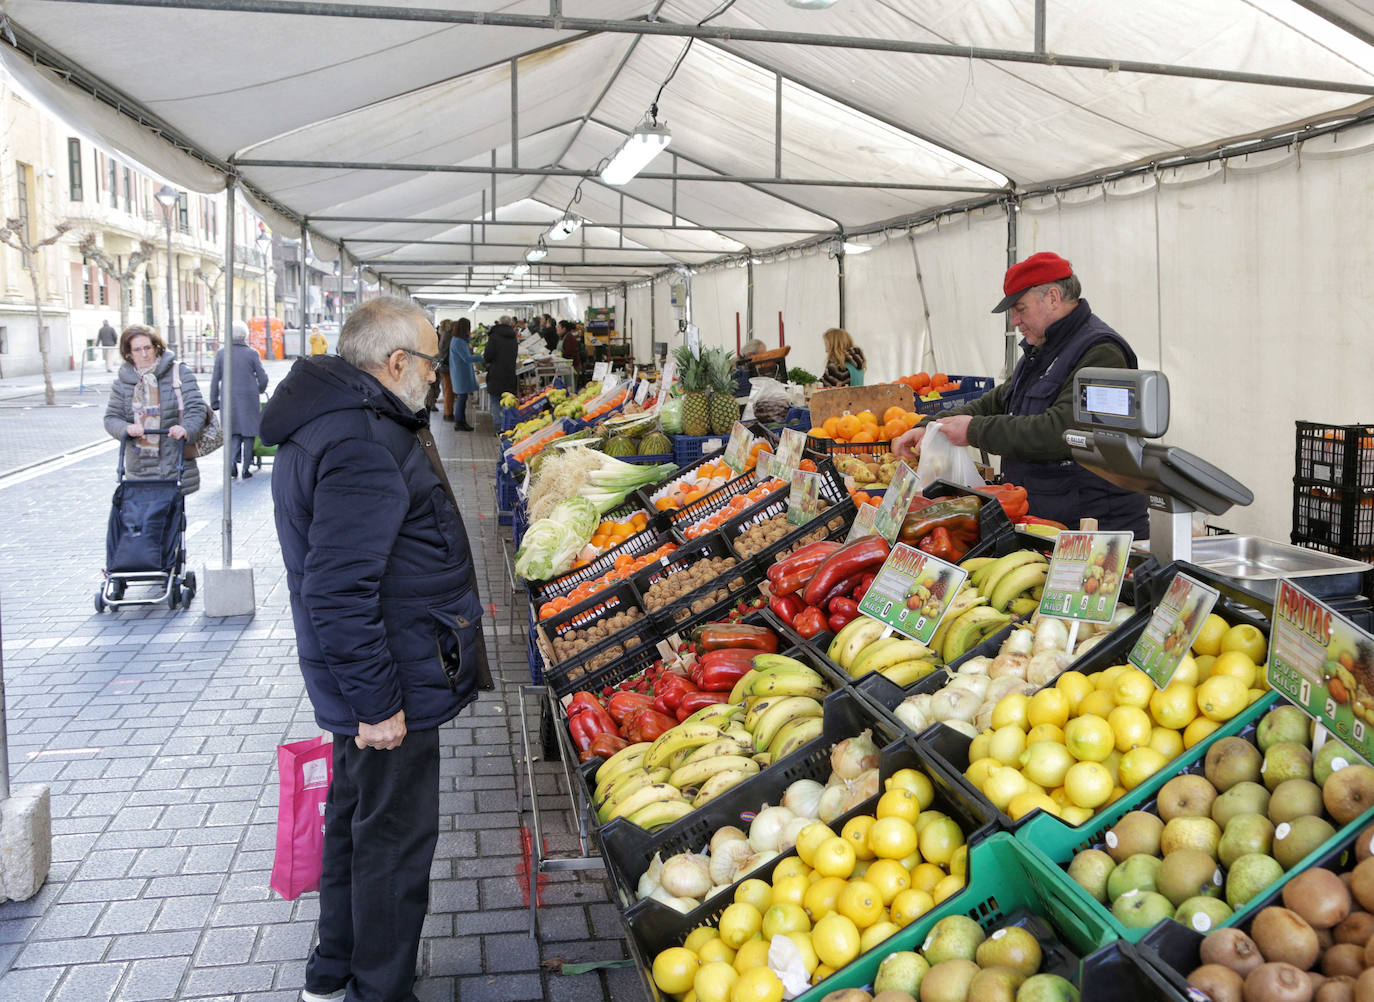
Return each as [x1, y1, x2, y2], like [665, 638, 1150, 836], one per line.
[528, 526, 676, 604]
[1079, 941, 1185, 1002]
[724, 494, 855, 566]
[1294, 420, 1374, 490]
[630, 532, 761, 634]
[536, 582, 665, 698]
[526, 605, 544, 686]
[1291, 481, 1374, 553]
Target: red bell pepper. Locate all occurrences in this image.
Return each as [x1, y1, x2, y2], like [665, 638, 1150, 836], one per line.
[802, 535, 891, 608]
[623, 707, 677, 742]
[918, 526, 960, 562]
[829, 610, 858, 633]
[568, 692, 616, 735]
[852, 573, 877, 602]
[767, 540, 842, 584]
[768, 592, 804, 625]
[1017, 514, 1068, 530]
[606, 691, 654, 726]
[694, 623, 778, 654]
[676, 690, 731, 721]
[695, 658, 754, 693]
[583, 732, 630, 762]
[816, 571, 866, 608]
[652, 673, 698, 715]
[690, 649, 755, 686]
[792, 606, 827, 639]
[568, 712, 598, 754]
[829, 596, 860, 617]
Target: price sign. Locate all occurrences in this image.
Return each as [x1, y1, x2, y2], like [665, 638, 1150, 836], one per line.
[602, 371, 621, 395]
[505, 417, 567, 461]
[656, 358, 676, 403]
[592, 361, 610, 383]
[846, 501, 879, 542]
[1038, 530, 1133, 624]
[787, 469, 823, 526]
[687, 324, 701, 358]
[772, 428, 806, 476]
[1129, 571, 1221, 689]
[1267, 580, 1374, 764]
[723, 422, 755, 475]
[856, 544, 969, 645]
[871, 463, 921, 544]
[635, 380, 651, 405]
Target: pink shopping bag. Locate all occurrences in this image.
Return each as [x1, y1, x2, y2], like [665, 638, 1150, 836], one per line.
[270, 734, 333, 900]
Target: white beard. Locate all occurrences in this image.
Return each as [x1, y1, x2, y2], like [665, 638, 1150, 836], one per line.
[395, 364, 430, 413]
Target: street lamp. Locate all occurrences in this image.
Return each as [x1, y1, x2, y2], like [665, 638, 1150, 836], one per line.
[154, 184, 179, 356]
[255, 228, 273, 360]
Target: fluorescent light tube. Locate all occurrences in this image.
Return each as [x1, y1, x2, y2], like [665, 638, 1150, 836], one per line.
[547, 216, 582, 241]
[526, 246, 548, 262]
[841, 241, 874, 255]
[600, 120, 672, 186]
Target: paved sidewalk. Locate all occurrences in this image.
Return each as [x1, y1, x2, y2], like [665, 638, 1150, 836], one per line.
[0, 403, 650, 1001]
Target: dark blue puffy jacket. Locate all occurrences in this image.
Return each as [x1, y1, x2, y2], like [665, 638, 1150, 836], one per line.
[260, 355, 483, 734]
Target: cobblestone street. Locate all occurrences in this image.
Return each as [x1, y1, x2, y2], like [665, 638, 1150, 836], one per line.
[0, 364, 648, 1002]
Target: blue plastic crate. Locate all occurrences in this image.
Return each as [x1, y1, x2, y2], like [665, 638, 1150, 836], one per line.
[625, 453, 673, 466]
[512, 503, 529, 548]
[671, 433, 728, 466]
[913, 374, 995, 414]
[496, 462, 519, 517]
[499, 397, 552, 431]
[526, 606, 544, 685]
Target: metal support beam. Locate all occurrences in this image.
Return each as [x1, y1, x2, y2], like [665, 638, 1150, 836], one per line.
[746, 257, 754, 339]
[299, 219, 309, 354]
[837, 243, 846, 329]
[222, 181, 236, 565]
[1289, 0, 1374, 48]
[307, 215, 833, 234]
[490, 150, 498, 221]
[510, 58, 519, 170]
[340, 237, 728, 254]
[1034, 0, 1046, 55]
[775, 73, 783, 180]
[48, 0, 1374, 95]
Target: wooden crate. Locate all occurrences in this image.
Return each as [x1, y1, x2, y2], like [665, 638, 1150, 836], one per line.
[807, 383, 916, 426]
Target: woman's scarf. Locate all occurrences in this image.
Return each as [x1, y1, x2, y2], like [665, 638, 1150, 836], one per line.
[130, 362, 163, 458]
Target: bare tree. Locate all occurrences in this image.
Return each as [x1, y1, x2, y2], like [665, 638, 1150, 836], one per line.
[78, 234, 156, 333]
[0, 217, 72, 405]
[194, 263, 224, 336]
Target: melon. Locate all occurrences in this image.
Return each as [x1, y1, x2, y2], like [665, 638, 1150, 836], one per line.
[639, 432, 672, 455]
[605, 435, 639, 458]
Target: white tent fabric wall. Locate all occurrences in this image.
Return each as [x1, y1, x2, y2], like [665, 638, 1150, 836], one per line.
[751, 253, 839, 380]
[685, 267, 749, 354]
[654, 276, 680, 357]
[625, 285, 655, 360]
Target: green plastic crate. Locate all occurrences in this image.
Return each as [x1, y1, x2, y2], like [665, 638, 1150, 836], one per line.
[793, 832, 1117, 1002]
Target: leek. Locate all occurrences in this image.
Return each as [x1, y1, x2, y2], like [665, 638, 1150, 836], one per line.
[585, 459, 679, 513]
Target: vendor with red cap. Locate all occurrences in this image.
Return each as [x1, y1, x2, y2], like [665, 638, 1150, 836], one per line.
[894, 252, 1148, 535]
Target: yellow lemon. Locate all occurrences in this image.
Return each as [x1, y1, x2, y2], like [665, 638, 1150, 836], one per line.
[859, 920, 902, 954]
[890, 887, 936, 926]
[783, 932, 818, 975]
[1095, 665, 1128, 691]
[761, 902, 810, 939]
[1149, 681, 1197, 730]
[735, 879, 772, 913]
[911, 862, 944, 893]
[1108, 705, 1153, 752]
[697, 937, 737, 966]
[988, 725, 1028, 767]
[1192, 613, 1230, 656]
[1118, 746, 1169, 790]
[795, 822, 837, 869]
[1184, 716, 1221, 748]
[811, 913, 862, 969]
[875, 788, 922, 824]
[694, 961, 739, 1002]
[1077, 689, 1117, 719]
[991, 692, 1031, 730]
[840, 816, 877, 861]
[1171, 654, 1201, 686]
[1210, 651, 1259, 689]
[835, 880, 883, 929]
[1248, 688, 1265, 705]
[886, 768, 935, 809]
[967, 731, 993, 764]
[729, 965, 784, 1002]
[912, 810, 947, 836]
[802, 875, 847, 923]
[811, 838, 856, 881]
[1194, 654, 1216, 681]
[1220, 623, 1267, 664]
[1026, 722, 1066, 746]
[1101, 750, 1121, 783]
[773, 857, 809, 883]
[718, 902, 763, 949]
[733, 938, 772, 974]
[653, 947, 701, 994]
[1028, 688, 1071, 729]
[982, 763, 1029, 810]
[1148, 727, 1185, 760]
[771, 874, 809, 908]
[1112, 667, 1155, 709]
[1061, 805, 1094, 825]
[1064, 760, 1114, 809]
[1056, 671, 1094, 713]
[1064, 714, 1115, 762]
[949, 843, 968, 879]
[933, 872, 965, 903]
[864, 858, 912, 904]
[917, 816, 964, 865]
[899, 850, 922, 871]
[684, 927, 720, 952]
[1007, 790, 1061, 821]
[965, 756, 1000, 789]
[1197, 675, 1248, 722]
[868, 817, 919, 860]
[1021, 740, 1075, 788]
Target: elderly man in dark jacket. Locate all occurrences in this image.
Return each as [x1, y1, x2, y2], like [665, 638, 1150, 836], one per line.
[482, 315, 519, 401]
[210, 320, 269, 479]
[259, 296, 487, 1002]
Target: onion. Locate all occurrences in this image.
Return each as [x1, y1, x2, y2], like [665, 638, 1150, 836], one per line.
[648, 885, 699, 913]
[659, 853, 712, 900]
[973, 703, 996, 732]
[959, 657, 992, 676]
[777, 815, 814, 855]
[985, 675, 1026, 703]
[947, 674, 990, 700]
[818, 784, 849, 823]
[733, 849, 778, 882]
[930, 687, 981, 723]
[1074, 634, 1104, 658]
[749, 805, 796, 853]
[841, 769, 880, 813]
[1033, 618, 1069, 654]
[831, 730, 880, 780]
[709, 837, 755, 886]
[644, 852, 664, 887]
[781, 779, 825, 819]
[637, 869, 661, 900]
[1004, 628, 1035, 656]
[989, 651, 1029, 679]
[709, 826, 749, 858]
[1027, 651, 1072, 686]
[895, 701, 929, 733]
[943, 720, 978, 738]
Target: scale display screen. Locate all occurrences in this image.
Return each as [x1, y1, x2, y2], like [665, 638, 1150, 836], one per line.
[1072, 368, 1170, 438]
[1082, 383, 1132, 418]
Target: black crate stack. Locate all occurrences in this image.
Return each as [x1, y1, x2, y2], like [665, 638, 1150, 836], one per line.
[1292, 421, 1374, 559]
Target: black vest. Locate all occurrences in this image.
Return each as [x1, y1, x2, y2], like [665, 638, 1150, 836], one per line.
[1000, 301, 1149, 536]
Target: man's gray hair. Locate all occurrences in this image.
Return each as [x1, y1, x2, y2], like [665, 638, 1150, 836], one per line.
[231, 320, 250, 342]
[1032, 274, 1082, 303]
[499, 315, 513, 325]
[338, 296, 429, 372]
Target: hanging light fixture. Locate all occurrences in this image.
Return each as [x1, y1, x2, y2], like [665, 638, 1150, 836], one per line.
[600, 115, 672, 186]
[525, 242, 548, 262]
[546, 216, 582, 241]
[511, 263, 530, 277]
[841, 241, 874, 255]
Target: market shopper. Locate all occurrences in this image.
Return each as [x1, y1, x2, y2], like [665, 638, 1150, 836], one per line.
[484, 314, 519, 401]
[448, 317, 478, 431]
[259, 296, 488, 1002]
[892, 252, 1149, 535]
[425, 318, 453, 415]
[96, 318, 118, 371]
[210, 321, 270, 480]
[821, 328, 866, 386]
[309, 325, 329, 355]
[559, 319, 583, 373]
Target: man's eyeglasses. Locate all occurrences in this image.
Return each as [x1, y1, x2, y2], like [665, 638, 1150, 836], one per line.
[394, 347, 441, 372]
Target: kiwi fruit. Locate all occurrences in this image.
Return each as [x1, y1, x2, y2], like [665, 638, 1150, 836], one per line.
[872, 993, 917, 1002]
[820, 991, 872, 1002]
[1251, 906, 1320, 969]
[1318, 928, 1336, 952]
[1202, 927, 1264, 976]
[1190, 963, 1244, 1002]
[1315, 976, 1355, 1002]
[1355, 822, 1374, 863]
[1308, 971, 1329, 997]
[1351, 858, 1374, 913]
[1356, 968, 1374, 1002]
[1244, 962, 1315, 1002]
[1335, 911, 1374, 946]
[1363, 935, 1374, 969]
[1284, 869, 1354, 929]
[1323, 944, 1365, 979]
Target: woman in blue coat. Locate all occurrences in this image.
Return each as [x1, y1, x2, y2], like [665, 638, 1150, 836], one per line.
[448, 317, 479, 431]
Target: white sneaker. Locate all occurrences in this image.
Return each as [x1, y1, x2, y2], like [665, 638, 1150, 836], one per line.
[301, 991, 346, 1002]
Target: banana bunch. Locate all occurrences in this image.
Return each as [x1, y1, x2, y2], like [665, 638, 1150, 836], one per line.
[826, 618, 939, 685]
[504, 412, 553, 443]
[591, 656, 834, 830]
[963, 549, 1049, 614]
[500, 392, 518, 408]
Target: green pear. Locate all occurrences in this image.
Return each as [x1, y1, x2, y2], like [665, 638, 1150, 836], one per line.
[1211, 781, 1270, 829]
[1217, 814, 1274, 869]
[1156, 848, 1223, 907]
[1016, 973, 1080, 1002]
[1261, 741, 1313, 790]
[1225, 853, 1284, 909]
[920, 915, 985, 965]
[873, 950, 929, 996]
[1174, 895, 1233, 934]
[1273, 815, 1337, 869]
[1267, 778, 1323, 824]
[1106, 853, 1161, 903]
[1066, 849, 1115, 904]
[1112, 889, 1176, 929]
[1314, 739, 1359, 786]
[1256, 705, 1310, 752]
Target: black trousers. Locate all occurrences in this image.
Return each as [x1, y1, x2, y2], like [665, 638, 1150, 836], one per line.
[230, 435, 254, 474]
[305, 728, 440, 1002]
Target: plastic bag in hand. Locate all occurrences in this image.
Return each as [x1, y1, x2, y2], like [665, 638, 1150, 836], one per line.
[915, 420, 985, 491]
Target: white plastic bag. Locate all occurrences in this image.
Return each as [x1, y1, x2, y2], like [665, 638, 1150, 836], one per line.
[915, 420, 985, 491]
[743, 377, 792, 424]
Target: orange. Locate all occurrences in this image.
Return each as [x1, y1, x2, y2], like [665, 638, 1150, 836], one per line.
[822, 416, 842, 438]
[901, 411, 920, 429]
[851, 429, 876, 444]
[855, 410, 878, 427]
[836, 415, 861, 439]
[808, 427, 828, 439]
[882, 405, 906, 425]
[881, 420, 906, 441]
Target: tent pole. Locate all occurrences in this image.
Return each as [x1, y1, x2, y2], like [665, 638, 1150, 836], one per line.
[222, 181, 236, 566]
[299, 220, 309, 353]
[775, 74, 783, 179]
[746, 258, 754, 340]
[308, 216, 833, 234]
[1004, 201, 1019, 380]
[1034, 0, 1046, 54]
[510, 58, 519, 170]
[837, 242, 846, 329]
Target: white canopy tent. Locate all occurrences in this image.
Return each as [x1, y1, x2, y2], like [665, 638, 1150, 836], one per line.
[6, 0, 1374, 536]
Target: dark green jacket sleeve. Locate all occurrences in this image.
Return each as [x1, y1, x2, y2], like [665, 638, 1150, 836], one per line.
[944, 344, 1128, 462]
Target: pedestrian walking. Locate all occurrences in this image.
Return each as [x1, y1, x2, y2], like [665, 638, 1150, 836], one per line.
[426, 318, 454, 416]
[97, 319, 118, 371]
[308, 325, 329, 355]
[258, 296, 489, 1002]
[482, 314, 519, 401]
[448, 317, 477, 431]
[210, 321, 270, 480]
[103, 324, 208, 494]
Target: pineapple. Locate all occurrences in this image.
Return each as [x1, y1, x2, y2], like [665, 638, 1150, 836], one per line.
[675, 344, 711, 436]
[706, 349, 741, 435]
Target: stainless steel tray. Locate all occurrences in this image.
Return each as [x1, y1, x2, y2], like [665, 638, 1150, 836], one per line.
[1155, 535, 1370, 600]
